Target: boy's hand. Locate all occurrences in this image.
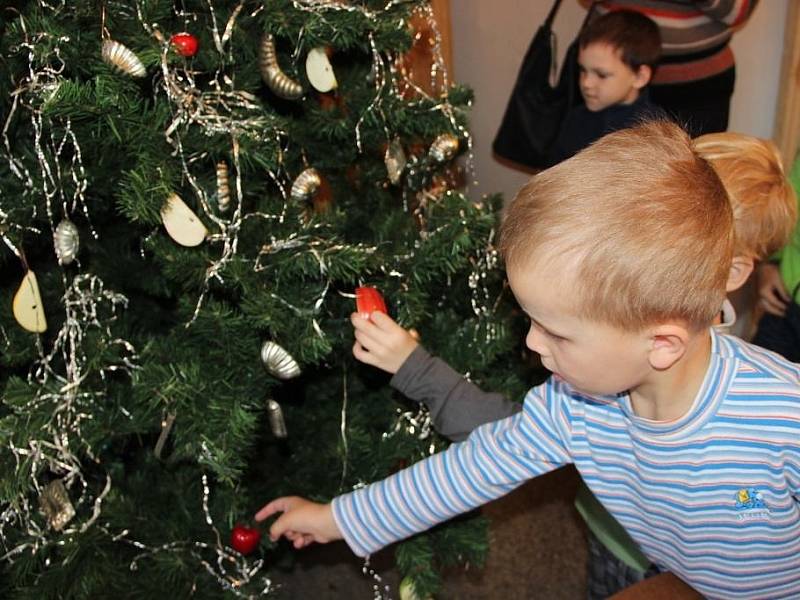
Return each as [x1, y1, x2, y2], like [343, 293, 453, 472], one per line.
[351, 311, 419, 374]
[757, 262, 791, 317]
[254, 497, 341, 549]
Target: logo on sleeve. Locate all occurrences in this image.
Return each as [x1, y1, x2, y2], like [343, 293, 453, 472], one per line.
[734, 488, 770, 520]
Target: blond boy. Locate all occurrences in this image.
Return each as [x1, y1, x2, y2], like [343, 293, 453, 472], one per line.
[256, 122, 800, 599]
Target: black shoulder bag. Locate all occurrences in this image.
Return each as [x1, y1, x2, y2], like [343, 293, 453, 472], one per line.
[492, 1, 595, 170]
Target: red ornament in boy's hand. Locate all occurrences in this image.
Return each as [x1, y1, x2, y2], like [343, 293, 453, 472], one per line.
[355, 286, 387, 316]
[230, 524, 262, 555]
[170, 32, 199, 57]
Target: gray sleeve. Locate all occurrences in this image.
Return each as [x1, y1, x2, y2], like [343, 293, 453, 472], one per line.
[390, 345, 522, 442]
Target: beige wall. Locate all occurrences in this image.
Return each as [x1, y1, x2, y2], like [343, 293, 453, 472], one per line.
[451, 0, 790, 202]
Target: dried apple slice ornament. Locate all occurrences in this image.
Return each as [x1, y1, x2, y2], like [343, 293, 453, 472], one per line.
[13, 270, 47, 333]
[160, 193, 207, 247]
[305, 47, 337, 93]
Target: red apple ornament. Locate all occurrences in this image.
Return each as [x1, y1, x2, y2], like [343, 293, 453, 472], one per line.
[170, 32, 199, 57]
[230, 523, 262, 555]
[355, 286, 387, 316]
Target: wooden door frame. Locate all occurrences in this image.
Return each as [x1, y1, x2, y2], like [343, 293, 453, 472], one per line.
[774, 0, 800, 164]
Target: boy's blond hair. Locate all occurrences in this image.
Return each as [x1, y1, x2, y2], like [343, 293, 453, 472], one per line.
[500, 120, 733, 332]
[693, 133, 797, 260]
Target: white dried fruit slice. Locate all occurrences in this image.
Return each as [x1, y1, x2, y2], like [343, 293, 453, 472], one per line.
[13, 270, 47, 333]
[161, 193, 207, 247]
[305, 47, 337, 93]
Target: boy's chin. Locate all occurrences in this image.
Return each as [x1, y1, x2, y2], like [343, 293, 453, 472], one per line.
[583, 99, 609, 112]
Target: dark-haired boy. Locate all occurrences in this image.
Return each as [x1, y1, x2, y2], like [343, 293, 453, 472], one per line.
[548, 9, 662, 165]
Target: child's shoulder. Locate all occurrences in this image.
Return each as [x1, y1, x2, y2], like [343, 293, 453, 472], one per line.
[719, 332, 800, 392]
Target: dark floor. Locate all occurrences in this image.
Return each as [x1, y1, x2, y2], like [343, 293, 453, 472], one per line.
[272, 466, 588, 599]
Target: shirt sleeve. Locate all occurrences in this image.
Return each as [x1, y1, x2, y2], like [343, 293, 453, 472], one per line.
[391, 346, 522, 442]
[331, 381, 574, 557]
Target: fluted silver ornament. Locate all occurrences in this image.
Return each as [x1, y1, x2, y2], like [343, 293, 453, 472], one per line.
[384, 138, 407, 185]
[39, 479, 76, 531]
[259, 34, 303, 100]
[216, 161, 230, 212]
[101, 39, 146, 78]
[290, 168, 321, 203]
[267, 399, 288, 438]
[54, 218, 79, 265]
[260, 341, 301, 380]
[428, 133, 459, 163]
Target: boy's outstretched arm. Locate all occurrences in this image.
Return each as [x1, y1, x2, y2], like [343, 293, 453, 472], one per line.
[254, 497, 341, 549]
[351, 311, 521, 442]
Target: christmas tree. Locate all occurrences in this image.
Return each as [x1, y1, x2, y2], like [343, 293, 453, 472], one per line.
[0, 1, 526, 597]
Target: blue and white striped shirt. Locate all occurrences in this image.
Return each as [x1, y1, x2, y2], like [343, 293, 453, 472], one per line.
[332, 330, 800, 599]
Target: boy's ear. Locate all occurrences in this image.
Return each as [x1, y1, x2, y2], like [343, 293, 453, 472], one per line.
[647, 324, 690, 371]
[726, 255, 755, 292]
[633, 64, 653, 89]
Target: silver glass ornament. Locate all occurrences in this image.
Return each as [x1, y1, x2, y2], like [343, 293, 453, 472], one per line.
[428, 133, 459, 163]
[54, 218, 79, 265]
[259, 34, 303, 100]
[290, 168, 321, 203]
[384, 138, 407, 185]
[101, 39, 146, 78]
[267, 399, 288, 438]
[260, 341, 301, 380]
[39, 479, 76, 531]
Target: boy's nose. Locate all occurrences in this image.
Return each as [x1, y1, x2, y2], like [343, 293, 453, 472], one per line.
[525, 326, 547, 355]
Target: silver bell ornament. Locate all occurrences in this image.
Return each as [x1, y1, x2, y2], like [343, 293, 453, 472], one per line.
[54, 218, 79, 265]
[260, 341, 301, 380]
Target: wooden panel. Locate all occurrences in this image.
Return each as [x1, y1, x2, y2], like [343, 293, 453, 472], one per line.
[774, 0, 800, 164]
[403, 0, 452, 96]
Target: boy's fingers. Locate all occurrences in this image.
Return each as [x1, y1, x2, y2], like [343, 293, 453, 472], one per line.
[776, 285, 791, 303]
[369, 311, 399, 331]
[254, 496, 293, 522]
[353, 340, 381, 366]
[269, 512, 294, 541]
[353, 327, 385, 354]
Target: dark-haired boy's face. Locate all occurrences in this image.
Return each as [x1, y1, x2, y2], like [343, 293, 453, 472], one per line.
[578, 42, 650, 112]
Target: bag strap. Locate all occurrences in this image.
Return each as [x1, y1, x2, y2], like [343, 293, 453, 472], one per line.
[579, 1, 599, 33]
[544, 0, 564, 29]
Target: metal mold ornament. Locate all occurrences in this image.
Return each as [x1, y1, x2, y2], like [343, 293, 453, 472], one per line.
[385, 138, 407, 185]
[260, 341, 301, 380]
[428, 133, 459, 163]
[54, 218, 79, 265]
[259, 34, 303, 100]
[290, 168, 321, 203]
[39, 479, 76, 531]
[216, 162, 230, 212]
[101, 39, 146, 78]
[267, 399, 287, 438]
